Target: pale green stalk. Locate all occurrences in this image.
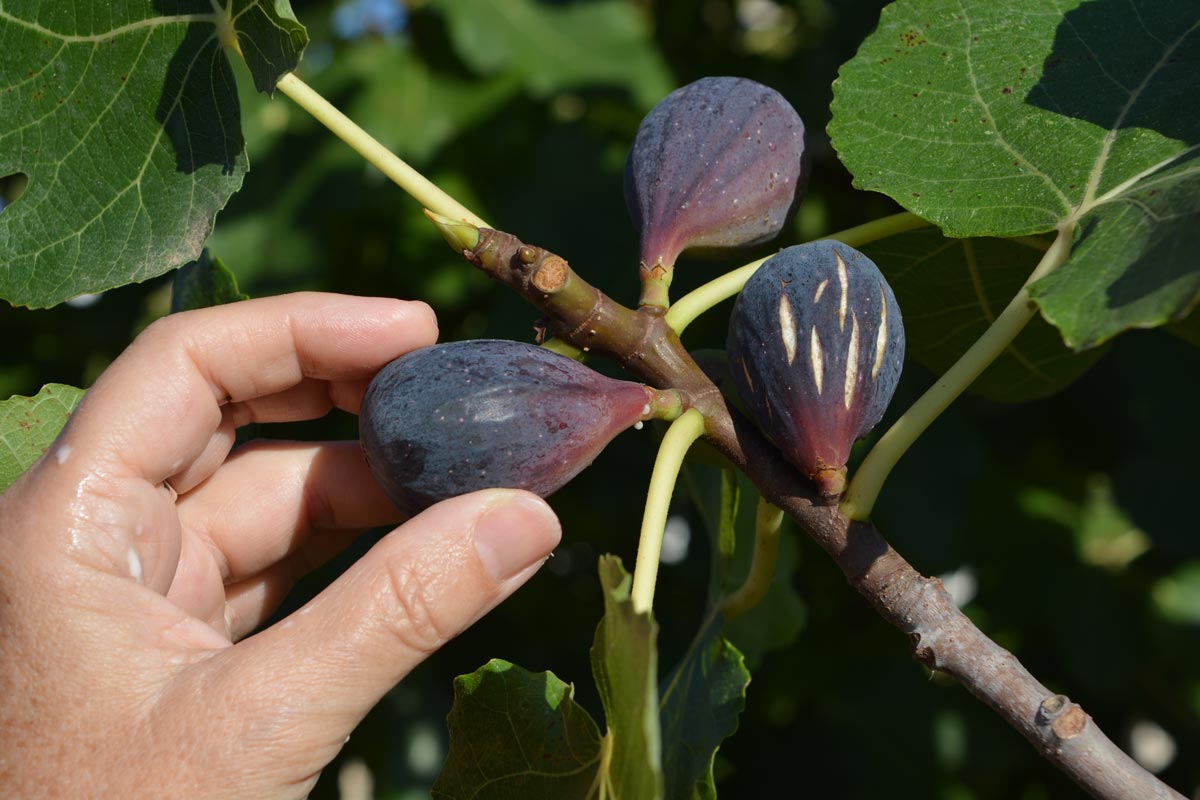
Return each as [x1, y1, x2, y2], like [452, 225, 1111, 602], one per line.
[841, 223, 1076, 521]
[631, 409, 706, 613]
[275, 73, 488, 228]
[664, 212, 929, 335]
[540, 338, 585, 360]
[719, 497, 784, 619]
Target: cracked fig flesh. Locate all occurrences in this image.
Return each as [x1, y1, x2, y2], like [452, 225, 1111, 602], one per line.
[360, 340, 655, 516]
[624, 76, 807, 273]
[726, 242, 905, 497]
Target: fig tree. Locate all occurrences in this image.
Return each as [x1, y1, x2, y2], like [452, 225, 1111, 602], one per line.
[726, 241, 904, 498]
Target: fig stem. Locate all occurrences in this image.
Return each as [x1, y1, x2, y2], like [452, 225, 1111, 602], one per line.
[645, 388, 685, 422]
[631, 408, 706, 613]
[425, 210, 481, 252]
[275, 74, 488, 229]
[638, 267, 674, 310]
[664, 211, 930, 335]
[719, 497, 784, 619]
[841, 222, 1077, 521]
[540, 337, 585, 360]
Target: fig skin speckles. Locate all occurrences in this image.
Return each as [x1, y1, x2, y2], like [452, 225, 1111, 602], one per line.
[624, 76, 808, 274]
[726, 241, 905, 498]
[359, 340, 654, 516]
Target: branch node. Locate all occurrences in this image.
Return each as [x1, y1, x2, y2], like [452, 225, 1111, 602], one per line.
[1037, 694, 1089, 741]
[910, 632, 936, 669]
[531, 255, 569, 294]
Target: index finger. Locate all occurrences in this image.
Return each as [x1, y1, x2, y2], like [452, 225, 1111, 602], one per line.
[65, 292, 437, 483]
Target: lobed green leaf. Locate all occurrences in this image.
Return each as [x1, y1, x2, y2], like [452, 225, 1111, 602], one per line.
[831, 0, 1200, 348]
[431, 0, 672, 108]
[659, 617, 749, 800]
[590, 555, 663, 800]
[861, 228, 1106, 401]
[170, 249, 248, 312]
[0, 383, 85, 492]
[1028, 165, 1200, 349]
[0, 1, 306, 308]
[432, 659, 602, 799]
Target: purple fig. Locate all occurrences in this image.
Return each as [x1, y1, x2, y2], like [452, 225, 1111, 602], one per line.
[360, 340, 657, 516]
[726, 241, 904, 498]
[625, 76, 807, 295]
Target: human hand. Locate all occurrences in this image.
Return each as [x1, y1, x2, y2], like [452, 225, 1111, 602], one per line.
[0, 293, 561, 798]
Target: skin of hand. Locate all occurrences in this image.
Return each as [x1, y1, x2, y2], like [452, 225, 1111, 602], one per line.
[0, 293, 562, 798]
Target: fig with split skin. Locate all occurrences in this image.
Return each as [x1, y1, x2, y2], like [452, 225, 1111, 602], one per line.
[625, 76, 808, 305]
[360, 339, 670, 516]
[726, 241, 905, 499]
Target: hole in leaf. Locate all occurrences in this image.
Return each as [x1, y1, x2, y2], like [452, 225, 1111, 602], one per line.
[0, 172, 29, 214]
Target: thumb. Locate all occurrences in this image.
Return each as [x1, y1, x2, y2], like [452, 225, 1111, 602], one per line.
[208, 489, 560, 757]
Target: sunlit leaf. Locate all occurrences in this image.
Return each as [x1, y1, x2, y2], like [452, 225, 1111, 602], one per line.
[1153, 563, 1200, 626]
[830, 0, 1200, 348]
[0, 383, 85, 492]
[432, 0, 672, 108]
[0, 1, 306, 307]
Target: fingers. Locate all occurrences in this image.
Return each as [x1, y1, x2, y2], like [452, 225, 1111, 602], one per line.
[170, 440, 399, 630]
[210, 490, 560, 747]
[64, 293, 437, 487]
[178, 440, 399, 580]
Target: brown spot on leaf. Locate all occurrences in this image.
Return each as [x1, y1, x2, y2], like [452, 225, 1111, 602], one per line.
[1001, 87, 1012, 95]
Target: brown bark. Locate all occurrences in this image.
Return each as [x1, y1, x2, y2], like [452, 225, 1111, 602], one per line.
[458, 229, 1186, 800]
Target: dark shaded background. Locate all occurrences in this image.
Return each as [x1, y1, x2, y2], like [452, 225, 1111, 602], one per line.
[2, 1, 1197, 797]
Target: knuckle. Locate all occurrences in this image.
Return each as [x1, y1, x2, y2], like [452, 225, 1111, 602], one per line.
[376, 553, 456, 656]
[137, 312, 184, 346]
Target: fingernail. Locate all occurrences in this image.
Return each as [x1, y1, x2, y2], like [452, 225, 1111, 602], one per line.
[474, 492, 561, 582]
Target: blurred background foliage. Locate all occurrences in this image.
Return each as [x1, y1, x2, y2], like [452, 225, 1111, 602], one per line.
[2, 0, 1198, 797]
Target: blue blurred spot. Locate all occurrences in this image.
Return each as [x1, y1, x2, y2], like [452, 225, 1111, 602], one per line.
[332, 0, 407, 40]
[0, 196, 7, 214]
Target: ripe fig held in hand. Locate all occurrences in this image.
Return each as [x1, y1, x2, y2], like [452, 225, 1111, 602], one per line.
[360, 340, 656, 516]
[625, 76, 807, 275]
[726, 241, 905, 498]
